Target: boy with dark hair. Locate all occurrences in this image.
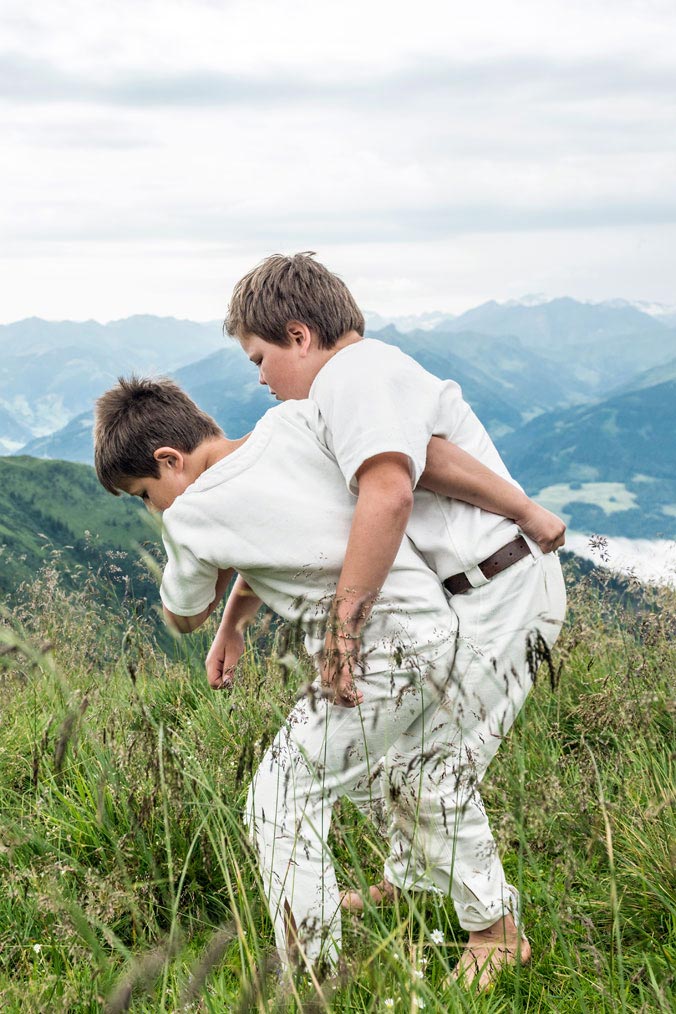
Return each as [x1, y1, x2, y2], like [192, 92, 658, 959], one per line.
[212, 252, 567, 988]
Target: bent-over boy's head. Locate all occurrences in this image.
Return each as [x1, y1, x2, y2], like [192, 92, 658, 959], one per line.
[225, 252, 364, 349]
[94, 376, 222, 501]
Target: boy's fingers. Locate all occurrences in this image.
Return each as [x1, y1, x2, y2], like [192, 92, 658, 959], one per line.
[206, 654, 239, 689]
[319, 670, 363, 708]
[209, 672, 234, 691]
[206, 662, 223, 685]
[335, 676, 363, 708]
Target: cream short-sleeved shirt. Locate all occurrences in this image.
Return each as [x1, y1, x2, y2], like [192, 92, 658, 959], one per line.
[310, 338, 540, 581]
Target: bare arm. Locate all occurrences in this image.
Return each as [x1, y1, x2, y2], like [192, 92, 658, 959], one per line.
[163, 567, 235, 634]
[420, 437, 566, 553]
[205, 574, 263, 689]
[323, 452, 414, 707]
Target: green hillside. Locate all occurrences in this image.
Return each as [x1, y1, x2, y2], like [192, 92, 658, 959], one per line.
[0, 456, 158, 599]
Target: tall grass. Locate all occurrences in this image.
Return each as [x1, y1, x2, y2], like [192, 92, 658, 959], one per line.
[0, 556, 674, 1012]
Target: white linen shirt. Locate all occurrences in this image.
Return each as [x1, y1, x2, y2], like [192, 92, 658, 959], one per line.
[160, 400, 455, 673]
[310, 338, 541, 582]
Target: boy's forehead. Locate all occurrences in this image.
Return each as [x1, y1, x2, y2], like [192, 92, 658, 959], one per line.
[238, 332, 273, 357]
[239, 332, 262, 348]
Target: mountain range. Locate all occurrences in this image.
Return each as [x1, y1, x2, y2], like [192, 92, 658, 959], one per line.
[0, 316, 224, 446]
[1, 297, 674, 541]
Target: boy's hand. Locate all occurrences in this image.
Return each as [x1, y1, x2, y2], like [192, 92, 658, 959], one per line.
[206, 627, 245, 690]
[515, 502, 566, 553]
[321, 634, 364, 708]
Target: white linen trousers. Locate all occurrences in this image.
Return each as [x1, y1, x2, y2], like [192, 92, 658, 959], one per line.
[383, 550, 566, 931]
[246, 551, 566, 969]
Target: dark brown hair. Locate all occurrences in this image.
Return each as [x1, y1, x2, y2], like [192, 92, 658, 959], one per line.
[225, 252, 365, 349]
[94, 376, 222, 495]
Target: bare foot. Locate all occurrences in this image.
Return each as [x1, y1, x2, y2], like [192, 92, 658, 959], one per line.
[450, 915, 531, 992]
[340, 879, 397, 914]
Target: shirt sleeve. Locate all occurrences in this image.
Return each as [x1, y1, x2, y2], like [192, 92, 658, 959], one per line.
[311, 342, 444, 494]
[159, 509, 220, 617]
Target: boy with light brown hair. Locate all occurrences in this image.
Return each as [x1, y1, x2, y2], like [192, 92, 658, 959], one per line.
[210, 252, 566, 988]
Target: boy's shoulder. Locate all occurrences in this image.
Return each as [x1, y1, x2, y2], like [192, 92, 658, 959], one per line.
[311, 337, 446, 405]
[311, 337, 428, 392]
[336, 336, 409, 365]
[269, 398, 322, 432]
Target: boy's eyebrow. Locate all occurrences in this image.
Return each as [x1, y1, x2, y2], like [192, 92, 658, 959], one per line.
[120, 481, 145, 498]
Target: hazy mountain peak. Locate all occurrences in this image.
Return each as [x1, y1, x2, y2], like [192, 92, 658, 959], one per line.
[599, 298, 676, 320]
[364, 310, 455, 333]
[502, 293, 551, 307]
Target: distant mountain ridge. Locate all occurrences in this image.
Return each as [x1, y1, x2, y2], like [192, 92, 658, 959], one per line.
[365, 297, 676, 333]
[443, 297, 671, 344]
[0, 316, 224, 445]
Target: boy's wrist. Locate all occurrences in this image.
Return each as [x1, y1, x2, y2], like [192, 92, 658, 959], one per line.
[511, 495, 536, 527]
[220, 623, 245, 642]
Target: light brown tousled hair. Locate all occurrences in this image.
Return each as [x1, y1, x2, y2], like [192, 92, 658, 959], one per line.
[225, 252, 365, 349]
[94, 376, 222, 495]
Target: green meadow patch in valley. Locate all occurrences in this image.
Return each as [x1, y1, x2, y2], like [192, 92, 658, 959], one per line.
[535, 481, 639, 521]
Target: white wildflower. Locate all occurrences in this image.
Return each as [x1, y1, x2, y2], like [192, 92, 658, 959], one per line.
[430, 928, 444, 945]
[414, 968, 424, 979]
[384, 1001, 394, 1009]
[414, 998, 425, 1009]
[32, 943, 41, 953]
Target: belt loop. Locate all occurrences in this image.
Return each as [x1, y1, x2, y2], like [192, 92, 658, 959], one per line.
[464, 564, 490, 589]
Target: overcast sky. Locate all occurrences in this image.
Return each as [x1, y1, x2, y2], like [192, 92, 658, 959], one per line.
[2, 0, 676, 322]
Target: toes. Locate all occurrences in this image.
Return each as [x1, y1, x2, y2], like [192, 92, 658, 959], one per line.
[449, 939, 529, 992]
[340, 890, 365, 914]
[340, 880, 396, 913]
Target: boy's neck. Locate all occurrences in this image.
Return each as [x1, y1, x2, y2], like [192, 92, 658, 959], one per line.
[330, 332, 362, 356]
[190, 434, 250, 479]
[314, 329, 362, 371]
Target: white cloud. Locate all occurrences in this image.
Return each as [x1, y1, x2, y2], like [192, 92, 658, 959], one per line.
[1, 0, 675, 320]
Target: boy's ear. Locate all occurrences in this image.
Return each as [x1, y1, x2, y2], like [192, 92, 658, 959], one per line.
[285, 320, 314, 355]
[153, 447, 185, 472]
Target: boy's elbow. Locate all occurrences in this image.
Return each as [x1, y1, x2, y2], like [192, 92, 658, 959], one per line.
[163, 605, 207, 634]
[384, 481, 414, 524]
[356, 453, 414, 520]
[396, 483, 414, 517]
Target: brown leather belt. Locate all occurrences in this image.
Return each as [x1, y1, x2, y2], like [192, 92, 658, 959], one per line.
[443, 535, 532, 596]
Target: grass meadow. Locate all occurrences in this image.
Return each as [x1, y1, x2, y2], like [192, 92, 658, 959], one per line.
[0, 554, 674, 1012]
